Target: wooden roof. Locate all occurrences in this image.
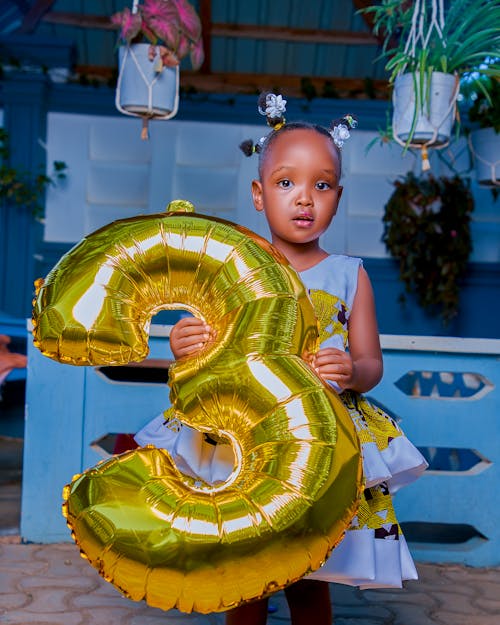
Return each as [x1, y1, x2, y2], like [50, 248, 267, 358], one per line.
[1, 0, 390, 99]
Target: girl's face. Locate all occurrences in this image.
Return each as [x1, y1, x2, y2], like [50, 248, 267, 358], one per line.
[252, 129, 343, 255]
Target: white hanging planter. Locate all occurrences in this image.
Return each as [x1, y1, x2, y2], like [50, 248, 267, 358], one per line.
[115, 44, 179, 120]
[470, 127, 500, 187]
[392, 72, 459, 148]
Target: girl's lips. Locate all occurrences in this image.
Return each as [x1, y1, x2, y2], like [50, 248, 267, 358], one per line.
[293, 214, 314, 227]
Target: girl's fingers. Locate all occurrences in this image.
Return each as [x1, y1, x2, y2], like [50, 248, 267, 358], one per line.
[314, 349, 346, 364]
[171, 318, 217, 358]
[173, 320, 211, 341]
[178, 328, 210, 343]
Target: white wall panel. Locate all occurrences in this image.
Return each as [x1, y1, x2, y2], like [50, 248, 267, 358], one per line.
[347, 174, 396, 217]
[44, 113, 500, 263]
[85, 204, 150, 234]
[87, 162, 150, 206]
[149, 123, 177, 213]
[88, 119, 152, 163]
[347, 131, 415, 175]
[175, 122, 243, 166]
[45, 114, 89, 242]
[174, 165, 239, 212]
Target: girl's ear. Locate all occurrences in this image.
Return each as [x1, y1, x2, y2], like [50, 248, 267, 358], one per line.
[251, 179, 264, 212]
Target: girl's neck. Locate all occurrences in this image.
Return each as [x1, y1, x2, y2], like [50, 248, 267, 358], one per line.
[271, 240, 329, 272]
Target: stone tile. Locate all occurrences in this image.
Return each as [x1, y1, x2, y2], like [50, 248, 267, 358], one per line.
[436, 590, 491, 615]
[413, 562, 454, 586]
[128, 612, 224, 625]
[19, 575, 98, 592]
[334, 604, 394, 620]
[471, 568, 500, 584]
[474, 580, 500, 600]
[433, 612, 500, 625]
[18, 588, 75, 612]
[362, 589, 439, 609]
[71, 589, 141, 609]
[330, 583, 368, 606]
[393, 604, 438, 625]
[0, 543, 47, 565]
[0, 609, 84, 624]
[0, 560, 47, 576]
[0, 570, 22, 593]
[78, 606, 137, 623]
[474, 597, 500, 613]
[336, 619, 387, 625]
[0, 591, 30, 610]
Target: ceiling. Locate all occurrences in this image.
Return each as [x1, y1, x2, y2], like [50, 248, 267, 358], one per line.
[0, 0, 390, 99]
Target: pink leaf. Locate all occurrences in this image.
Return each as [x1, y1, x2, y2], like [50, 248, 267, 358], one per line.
[190, 38, 204, 71]
[176, 36, 190, 61]
[111, 8, 142, 44]
[141, 21, 159, 44]
[142, 0, 180, 49]
[173, 0, 202, 41]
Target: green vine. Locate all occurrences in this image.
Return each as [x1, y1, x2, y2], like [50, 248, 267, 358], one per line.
[0, 128, 67, 217]
[382, 172, 474, 323]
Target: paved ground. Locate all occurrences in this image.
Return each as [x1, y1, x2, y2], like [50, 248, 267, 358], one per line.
[1, 537, 499, 625]
[1, 436, 499, 625]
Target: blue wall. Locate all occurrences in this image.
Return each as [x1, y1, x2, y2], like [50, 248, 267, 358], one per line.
[1, 40, 499, 338]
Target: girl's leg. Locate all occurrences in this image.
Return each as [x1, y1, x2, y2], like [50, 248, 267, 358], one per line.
[284, 579, 332, 625]
[225, 597, 269, 625]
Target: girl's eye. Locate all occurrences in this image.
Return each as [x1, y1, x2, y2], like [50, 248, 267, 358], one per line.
[278, 179, 292, 188]
[316, 181, 331, 190]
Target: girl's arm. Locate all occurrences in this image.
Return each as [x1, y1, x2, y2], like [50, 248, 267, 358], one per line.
[314, 266, 383, 393]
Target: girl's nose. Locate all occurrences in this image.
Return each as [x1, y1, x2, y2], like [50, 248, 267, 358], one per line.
[295, 186, 313, 206]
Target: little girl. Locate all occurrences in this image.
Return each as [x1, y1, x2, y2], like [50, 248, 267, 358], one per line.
[134, 93, 428, 625]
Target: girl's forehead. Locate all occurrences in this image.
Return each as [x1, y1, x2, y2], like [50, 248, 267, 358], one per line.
[266, 128, 339, 165]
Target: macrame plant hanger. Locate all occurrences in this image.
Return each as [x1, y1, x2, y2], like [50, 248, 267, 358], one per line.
[115, 0, 180, 139]
[467, 134, 500, 187]
[392, 0, 460, 171]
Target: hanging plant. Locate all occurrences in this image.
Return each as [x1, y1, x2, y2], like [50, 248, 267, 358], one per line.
[382, 172, 474, 323]
[0, 128, 67, 218]
[360, 0, 500, 150]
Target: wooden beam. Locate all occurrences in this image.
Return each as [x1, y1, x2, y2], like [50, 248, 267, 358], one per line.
[74, 65, 389, 99]
[41, 11, 115, 30]
[180, 71, 388, 99]
[209, 23, 378, 46]
[41, 12, 378, 46]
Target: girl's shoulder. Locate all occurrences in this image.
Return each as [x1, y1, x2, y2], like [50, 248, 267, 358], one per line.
[300, 254, 363, 311]
[301, 254, 363, 276]
[324, 253, 363, 269]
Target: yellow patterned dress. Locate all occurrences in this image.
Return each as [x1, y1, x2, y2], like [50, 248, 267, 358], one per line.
[301, 255, 427, 588]
[135, 254, 427, 588]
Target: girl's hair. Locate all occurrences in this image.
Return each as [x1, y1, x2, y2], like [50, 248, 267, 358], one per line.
[239, 92, 357, 180]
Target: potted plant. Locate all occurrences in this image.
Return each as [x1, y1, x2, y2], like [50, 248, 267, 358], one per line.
[361, 0, 500, 150]
[111, 0, 204, 134]
[0, 128, 67, 218]
[382, 171, 474, 323]
[464, 75, 500, 187]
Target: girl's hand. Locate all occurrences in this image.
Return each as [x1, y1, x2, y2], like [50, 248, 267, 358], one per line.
[313, 347, 355, 390]
[169, 317, 213, 359]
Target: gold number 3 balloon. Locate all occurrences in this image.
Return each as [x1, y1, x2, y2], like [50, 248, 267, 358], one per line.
[32, 200, 362, 614]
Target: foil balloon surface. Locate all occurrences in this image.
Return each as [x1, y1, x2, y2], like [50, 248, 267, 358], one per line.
[32, 200, 362, 614]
